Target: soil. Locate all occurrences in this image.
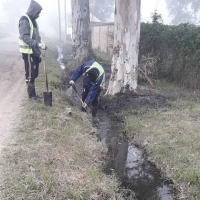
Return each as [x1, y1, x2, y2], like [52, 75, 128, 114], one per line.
[0, 35, 25, 154]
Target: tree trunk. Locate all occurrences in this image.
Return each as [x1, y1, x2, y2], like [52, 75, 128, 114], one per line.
[106, 0, 141, 95]
[71, 0, 93, 66]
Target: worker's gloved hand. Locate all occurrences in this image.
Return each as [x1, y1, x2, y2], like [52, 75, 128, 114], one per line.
[82, 102, 87, 108]
[69, 80, 74, 86]
[38, 43, 47, 50]
[81, 102, 87, 112]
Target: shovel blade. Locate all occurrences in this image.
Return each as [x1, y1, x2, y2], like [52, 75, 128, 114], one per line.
[43, 91, 52, 107]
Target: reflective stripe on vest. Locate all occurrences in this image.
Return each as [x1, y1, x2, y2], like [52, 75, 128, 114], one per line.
[19, 14, 33, 54]
[85, 62, 105, 88]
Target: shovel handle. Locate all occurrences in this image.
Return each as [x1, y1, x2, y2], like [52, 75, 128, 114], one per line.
[72, 85, 84, 105]
[43, 58, 49, 92]
[45, 71, 49, 92]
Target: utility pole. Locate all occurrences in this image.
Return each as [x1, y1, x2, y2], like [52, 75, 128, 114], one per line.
[58, 0, 61, 41]
[64, 0, 67, 43]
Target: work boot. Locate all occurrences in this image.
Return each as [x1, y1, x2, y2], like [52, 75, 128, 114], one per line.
[81, 106, 87, 112]
[30, 96, 37, 101]
[27, 82, 33, 98]
[27, 82, 37, 101]
[91, 106, 98, 117]
[32, 83, 38, 100]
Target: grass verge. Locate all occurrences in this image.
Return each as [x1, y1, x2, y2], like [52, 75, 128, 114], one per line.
[0, 43, 119, 199]
[126, 80, 200, 200]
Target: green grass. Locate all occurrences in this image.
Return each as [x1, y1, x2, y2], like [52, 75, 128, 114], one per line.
[125, 82, 200, 199]
[93, 49, 112, 64]
[0, 43, 120, 200]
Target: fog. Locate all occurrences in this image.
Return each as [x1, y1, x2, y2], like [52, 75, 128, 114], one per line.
[0, 0, 199, 41]
[0, 0, 72, 39]
[141, 0, 172, 24]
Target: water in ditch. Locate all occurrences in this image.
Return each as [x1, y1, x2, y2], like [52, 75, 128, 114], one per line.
[97, 110, 175, 200]
[57, 46, 65, 69]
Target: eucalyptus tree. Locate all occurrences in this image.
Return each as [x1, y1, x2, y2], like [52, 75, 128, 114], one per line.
[106, 0, 141, 94]
[71, 0, 93, 65]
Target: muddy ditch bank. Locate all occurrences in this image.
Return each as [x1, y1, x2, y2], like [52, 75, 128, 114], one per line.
[96, 92, 179, 200]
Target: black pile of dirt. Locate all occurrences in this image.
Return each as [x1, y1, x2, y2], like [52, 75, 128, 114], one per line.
[100, 91, 167, 115]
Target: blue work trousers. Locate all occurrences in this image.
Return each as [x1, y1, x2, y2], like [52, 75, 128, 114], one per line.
[22, 53, 40, 83]
[82, 86, 101, 117]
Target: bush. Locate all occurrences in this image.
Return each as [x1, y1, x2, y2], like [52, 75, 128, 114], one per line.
[140, 22, 200, 89]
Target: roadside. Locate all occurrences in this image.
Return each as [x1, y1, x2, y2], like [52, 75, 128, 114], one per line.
[0, 34, 25, 154]
[0, 58, 25, 152]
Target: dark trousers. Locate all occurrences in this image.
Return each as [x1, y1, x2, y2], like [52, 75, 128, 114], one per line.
[22, 53, 40, 83]
[82, 87, 101, 117]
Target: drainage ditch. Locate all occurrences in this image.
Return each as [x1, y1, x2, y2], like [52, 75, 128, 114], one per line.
[98, 110, 175, 200]
[57, 46, 177, 200]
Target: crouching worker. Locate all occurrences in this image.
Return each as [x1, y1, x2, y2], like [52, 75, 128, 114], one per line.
[69, 60, 105, 117]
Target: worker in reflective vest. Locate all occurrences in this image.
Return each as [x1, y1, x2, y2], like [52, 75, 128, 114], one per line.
[69, 60, 105, 117]
[19, 0, 46, 101]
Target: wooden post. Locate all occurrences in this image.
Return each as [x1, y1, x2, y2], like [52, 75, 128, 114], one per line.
[64, 0, 67, 43]
[58, 0, 61, 41]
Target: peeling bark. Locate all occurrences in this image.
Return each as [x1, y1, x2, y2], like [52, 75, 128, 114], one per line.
[71, 0, 93, 66]
[106, 0, 141, 95]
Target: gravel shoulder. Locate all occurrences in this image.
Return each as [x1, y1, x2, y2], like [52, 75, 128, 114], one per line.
[0, 35, 25, 154]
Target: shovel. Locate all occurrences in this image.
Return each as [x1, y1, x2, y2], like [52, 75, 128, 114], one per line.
[71, 84, 84, 105]
[43, 51, 52, 106]
[71, 84, 88, 112]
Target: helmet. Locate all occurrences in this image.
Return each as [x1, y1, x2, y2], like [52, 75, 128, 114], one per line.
[87, 69, 99, 83]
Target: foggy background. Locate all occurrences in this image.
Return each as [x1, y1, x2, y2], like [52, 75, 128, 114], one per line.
[0, 0, 72, 39]
[141, 0, 172, 24]
[0, 0, 199, 40]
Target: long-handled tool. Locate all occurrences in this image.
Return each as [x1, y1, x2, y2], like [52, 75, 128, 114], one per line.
[71, 84, 84, 105]
[43, 50, 52, 106]
[71, 84, 87, 112]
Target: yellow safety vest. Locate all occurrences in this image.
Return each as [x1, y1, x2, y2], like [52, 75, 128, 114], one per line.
[85, 62, 105, 88]
[19, 14, 33, 54]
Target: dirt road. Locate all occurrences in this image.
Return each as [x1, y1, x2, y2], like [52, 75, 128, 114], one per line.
[0, 34, 25, 153]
